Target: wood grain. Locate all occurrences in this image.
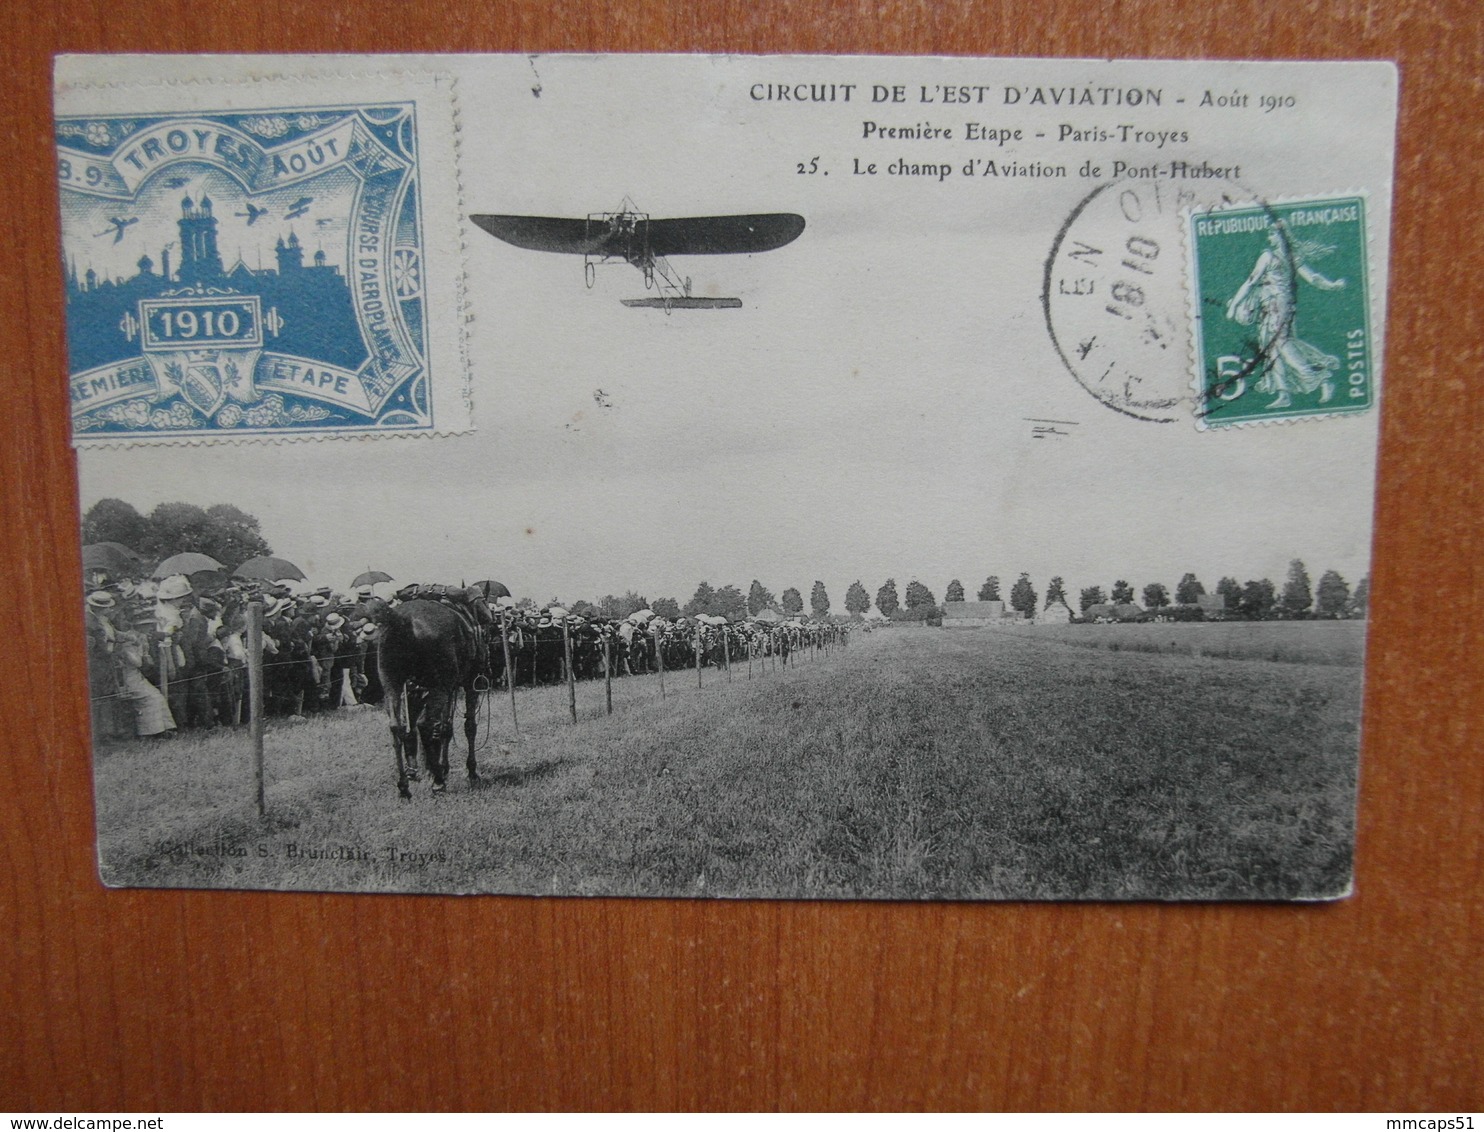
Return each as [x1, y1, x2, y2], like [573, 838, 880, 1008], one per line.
[3, 0, 1480, 1111]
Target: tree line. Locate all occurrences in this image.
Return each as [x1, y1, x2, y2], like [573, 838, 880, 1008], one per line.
[83, 498, 272, 566]
[472, 564, 1371, 623]
[84, 498, 1369, 623]
[566, 579, 937, 624]
[937, 559, 1368, 620]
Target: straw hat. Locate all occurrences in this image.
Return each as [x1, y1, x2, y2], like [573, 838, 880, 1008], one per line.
[156, 575, 193, 601]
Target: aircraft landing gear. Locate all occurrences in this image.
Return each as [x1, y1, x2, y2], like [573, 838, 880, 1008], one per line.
[584, 261, 595, 289]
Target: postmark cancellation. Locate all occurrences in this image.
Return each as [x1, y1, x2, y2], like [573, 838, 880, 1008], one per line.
[1045, 181, 1376, 431]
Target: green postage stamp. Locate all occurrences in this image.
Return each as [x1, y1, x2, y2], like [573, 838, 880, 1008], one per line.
[1189, 195, 1372, 428]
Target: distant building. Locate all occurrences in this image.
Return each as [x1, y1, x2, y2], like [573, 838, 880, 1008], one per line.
[942, 600, 1014, 628]
[1196, 593, 1228, 615]
[1037, 599, 1075, 624]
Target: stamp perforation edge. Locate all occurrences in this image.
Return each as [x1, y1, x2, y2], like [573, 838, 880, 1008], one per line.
[57, 68, 473, 447]
[1181, 188, 1380, 433]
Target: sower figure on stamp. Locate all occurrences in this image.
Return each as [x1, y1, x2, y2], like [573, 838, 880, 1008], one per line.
[1225, 226, 1347, 409]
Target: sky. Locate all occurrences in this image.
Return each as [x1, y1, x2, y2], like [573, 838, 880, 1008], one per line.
[73, 56, 1394, 607]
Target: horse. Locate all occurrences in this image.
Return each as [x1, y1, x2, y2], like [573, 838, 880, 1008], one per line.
[372, 598, 485, 799]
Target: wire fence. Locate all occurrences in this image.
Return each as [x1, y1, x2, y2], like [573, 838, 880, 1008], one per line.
[86, 601, 851, 815]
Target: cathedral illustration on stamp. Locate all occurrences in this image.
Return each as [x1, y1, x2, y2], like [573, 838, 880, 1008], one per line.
[59, 105, 439, 441]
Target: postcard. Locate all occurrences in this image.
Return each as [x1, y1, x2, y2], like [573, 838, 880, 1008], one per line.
[59, 54, 1397, 898]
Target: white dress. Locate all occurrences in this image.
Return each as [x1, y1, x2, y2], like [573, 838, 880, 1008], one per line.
[115, 631, 176, 737]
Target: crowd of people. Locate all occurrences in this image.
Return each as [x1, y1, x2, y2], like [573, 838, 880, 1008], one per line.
[84, 575, 383, 741]
[84, 572, 853, 743]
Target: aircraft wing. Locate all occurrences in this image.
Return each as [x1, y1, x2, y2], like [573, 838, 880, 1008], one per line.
[469, 215, 608, 255]
[647, 214, 805, 256]
[469, 213, 805, 256]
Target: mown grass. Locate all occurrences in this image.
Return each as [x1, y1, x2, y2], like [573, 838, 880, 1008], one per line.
[1021, 619, 1366, 666]
[93, 628, 1361, 900]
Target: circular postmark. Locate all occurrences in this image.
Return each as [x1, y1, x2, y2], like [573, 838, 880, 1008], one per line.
[1043, 175, 1271, 424]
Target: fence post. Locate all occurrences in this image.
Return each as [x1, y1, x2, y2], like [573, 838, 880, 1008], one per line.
[501, 611, 518, 734]
[604, 631, 613, 715]
[247, 600, 265, 817]
[723, 626, 732, 682]
[695, 629, 703, 689]
[656, 627, 666, 700]
[563, 619, 577, 724]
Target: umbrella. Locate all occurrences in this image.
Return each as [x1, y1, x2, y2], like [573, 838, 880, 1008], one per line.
[351, 570, 394, 588]
[628, 608, 656, 623]
[470, 580, 511, 600]
[235, 555, 307, 583]
[190, 568, 231, 595]
[152, 552, 224, 578]
[81, 542, 143, 575]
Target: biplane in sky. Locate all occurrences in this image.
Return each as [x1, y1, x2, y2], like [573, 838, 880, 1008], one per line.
[469, 201, 804, 310]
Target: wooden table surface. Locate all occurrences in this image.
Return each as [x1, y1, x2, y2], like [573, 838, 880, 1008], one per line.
[3, 1, 1480, 1112]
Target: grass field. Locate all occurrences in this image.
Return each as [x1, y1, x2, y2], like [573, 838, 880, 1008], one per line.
[1020, 619, 1367, 666]
[93, 626, 1362, 900]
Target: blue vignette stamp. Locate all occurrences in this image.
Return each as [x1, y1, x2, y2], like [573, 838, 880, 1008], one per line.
[59, 104, 438, 441]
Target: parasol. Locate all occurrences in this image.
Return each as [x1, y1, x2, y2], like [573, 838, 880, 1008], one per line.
[235, 555, 308, 583]
[152, 552, 224, 578]
[351, 570, 394, 588]
[189, 568, 231, 595]
[81, 542, 143, 575]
